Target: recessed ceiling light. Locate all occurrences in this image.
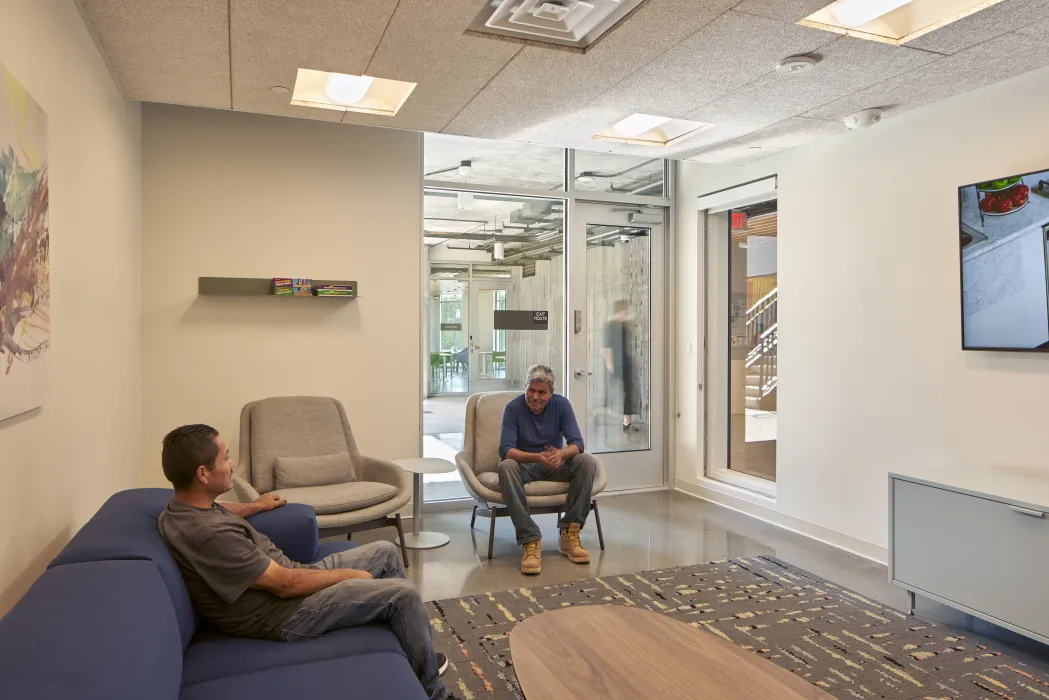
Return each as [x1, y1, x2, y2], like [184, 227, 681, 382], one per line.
[776, 56, 818, 75]
[270, 85, 291, 94]
[594, 114, 714, 147]
[290, 69, 416, 116]
[577, 172, 597, 184]
[799, 0, 1006, 45]
[613, 114, 671, 138]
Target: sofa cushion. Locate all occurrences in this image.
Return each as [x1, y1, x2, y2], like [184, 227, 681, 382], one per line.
[47, 487, 198, 650]
[181, 625, 402, 687]
[250, 397, 356, 493]
[180, 653, 427, 700]
[274, 452, 353, 490]
[478, 471, 571, 497]
[0, 560, 182, 700]
[474, 392, 517, 473]
[274, 481, 398, 515]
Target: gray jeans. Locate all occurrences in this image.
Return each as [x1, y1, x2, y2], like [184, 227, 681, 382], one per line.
[280, 541, 448, 700]
[498, 453, 597, 545]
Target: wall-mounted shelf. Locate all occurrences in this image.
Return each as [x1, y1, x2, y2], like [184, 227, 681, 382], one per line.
[198, 277, 358, 298]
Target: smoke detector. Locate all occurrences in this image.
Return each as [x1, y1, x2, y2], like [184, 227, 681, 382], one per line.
[467, 0, 647, 51]
[776, 55, 818, 75]
[844, 108, 883, 130]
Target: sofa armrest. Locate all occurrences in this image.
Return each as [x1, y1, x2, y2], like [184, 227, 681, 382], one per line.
[357, 455, 411, 493]
[245, 504, 319, 564]
[232, 474, 261, 502]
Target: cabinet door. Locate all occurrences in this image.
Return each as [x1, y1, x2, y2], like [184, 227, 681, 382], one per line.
[892, 479, 1049, 639]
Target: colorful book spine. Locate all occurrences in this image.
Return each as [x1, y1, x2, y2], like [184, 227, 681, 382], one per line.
[292, 278, 313, 296]
[315, 284, 354, 296]
[272, 277, 293, 295]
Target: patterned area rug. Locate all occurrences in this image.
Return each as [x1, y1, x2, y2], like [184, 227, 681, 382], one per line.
[426, 556, 1049, 699]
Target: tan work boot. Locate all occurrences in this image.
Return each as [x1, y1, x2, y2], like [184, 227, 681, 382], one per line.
[521, 540, 542, 575]
[559, 523, 590, 564]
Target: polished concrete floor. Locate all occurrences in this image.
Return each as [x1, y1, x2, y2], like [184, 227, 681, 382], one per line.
[348, 489, 1049, 671]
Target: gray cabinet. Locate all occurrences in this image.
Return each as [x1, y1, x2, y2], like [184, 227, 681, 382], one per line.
[889, 473, 1049, 644]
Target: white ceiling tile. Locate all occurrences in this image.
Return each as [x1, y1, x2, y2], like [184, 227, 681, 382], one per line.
[444, 0, 738, 139]
[688, 117, 842, 164]
[906, 0, 1049, 54]
[593, 10, 837, 121]
[77, 0, 230, 107]
[730, 0, 836, 23]
[689, 36, 936, 126]
[805, 31, 1049, 121]
[230, 0, 397, 114]
[345, 0, 523, 133]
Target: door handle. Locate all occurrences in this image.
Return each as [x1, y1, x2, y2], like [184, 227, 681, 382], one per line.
[1009, 505, 1046, 518]
[573, 370, 594, 379]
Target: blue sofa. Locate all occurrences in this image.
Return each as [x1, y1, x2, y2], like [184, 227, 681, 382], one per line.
[0, 488, 427, 700]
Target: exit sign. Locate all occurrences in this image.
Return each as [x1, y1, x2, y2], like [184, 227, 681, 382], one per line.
[731, 211, 748, 230]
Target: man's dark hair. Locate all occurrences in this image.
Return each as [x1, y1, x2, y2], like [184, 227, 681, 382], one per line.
[162, 424, 220, 490]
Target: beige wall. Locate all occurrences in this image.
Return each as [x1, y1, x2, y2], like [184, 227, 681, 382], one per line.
[140, 104, 422, 486]
[675, 65, 1049, 559]
[0, 0, 142, 614]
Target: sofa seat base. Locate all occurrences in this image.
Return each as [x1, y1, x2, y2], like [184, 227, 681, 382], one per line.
[181, 624, 403, 687]
[180, 652, 427, 700]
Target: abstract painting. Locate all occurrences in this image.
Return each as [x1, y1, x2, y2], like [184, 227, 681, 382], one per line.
[0, 62, 49, 422]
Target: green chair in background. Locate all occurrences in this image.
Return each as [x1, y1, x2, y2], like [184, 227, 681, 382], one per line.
[491, 351, 506, 377]
[430, 352, 445, 381]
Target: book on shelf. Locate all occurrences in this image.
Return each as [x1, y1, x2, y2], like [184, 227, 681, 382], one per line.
[272, 277, 293, 295]
[292, 278, 313, 296]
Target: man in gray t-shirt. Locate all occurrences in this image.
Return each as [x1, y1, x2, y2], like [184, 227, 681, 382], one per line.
[157, 424, 453, 700]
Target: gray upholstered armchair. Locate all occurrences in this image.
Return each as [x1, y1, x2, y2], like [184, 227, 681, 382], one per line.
[455, 391, 607, 559]
[232, 396, 412, 564]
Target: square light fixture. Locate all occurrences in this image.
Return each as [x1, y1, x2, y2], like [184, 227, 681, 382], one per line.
[290, 69, 416, 116]
[593, 114, 714, 147]
[467, 0, 647, 51]
[799, 0, 1006, 45]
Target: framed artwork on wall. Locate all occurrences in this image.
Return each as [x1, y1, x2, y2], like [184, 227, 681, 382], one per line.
[0, 61, 50, 422]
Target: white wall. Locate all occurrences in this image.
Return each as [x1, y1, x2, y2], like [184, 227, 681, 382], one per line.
[676, 65, 1049, 558]
[0, 0, 142, 614]
[141, 104, 422, 486]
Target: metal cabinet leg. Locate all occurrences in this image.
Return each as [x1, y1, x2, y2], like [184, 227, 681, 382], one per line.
[907, 590, 916, 616]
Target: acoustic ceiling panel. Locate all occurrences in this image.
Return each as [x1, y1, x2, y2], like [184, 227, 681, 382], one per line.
[805, 31, 1049, 122]
[346, 0, 524, 133]
[444, 0, 737, 139]
[77, 0, 230, 107]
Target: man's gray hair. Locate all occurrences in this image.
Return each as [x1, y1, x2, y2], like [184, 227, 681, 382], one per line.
[525, 364, 556, 391]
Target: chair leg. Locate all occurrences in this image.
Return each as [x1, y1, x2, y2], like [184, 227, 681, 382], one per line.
[470, 505, 477, 529]
[488, 511, 497, 560]
[592, 501, 605, 550]
[394, 514, 410, 569]
[346, 533, 352, 541]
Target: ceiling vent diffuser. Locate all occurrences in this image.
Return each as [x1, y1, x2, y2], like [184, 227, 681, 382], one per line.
[467, 0, 647, 51]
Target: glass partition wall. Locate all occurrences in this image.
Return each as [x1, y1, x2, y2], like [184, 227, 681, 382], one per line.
[421, 134, 669, 505]
[706, 197, 778, 493]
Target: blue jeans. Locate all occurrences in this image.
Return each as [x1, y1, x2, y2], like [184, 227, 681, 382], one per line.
[279, 541, 448, 700]
[497, 453, 597, 545]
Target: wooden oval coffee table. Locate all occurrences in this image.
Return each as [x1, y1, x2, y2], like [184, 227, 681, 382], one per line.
[509, 605, 831, 700]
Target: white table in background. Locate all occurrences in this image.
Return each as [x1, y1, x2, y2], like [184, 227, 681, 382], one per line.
[393, 458, 456, 549]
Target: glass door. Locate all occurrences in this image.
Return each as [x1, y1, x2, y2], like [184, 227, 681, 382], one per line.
[468, 281, 515, 393]
[568, 202, 665, 491]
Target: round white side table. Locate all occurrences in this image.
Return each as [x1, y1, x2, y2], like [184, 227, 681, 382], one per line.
[393, 457, 456, 549]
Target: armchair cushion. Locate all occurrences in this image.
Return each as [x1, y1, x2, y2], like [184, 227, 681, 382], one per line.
[274, 452, 353, 490]
[474, 392, 517, 474]
[250, 397, 357, 493]
[274, 481, 398, 515]
[478, 472, 571, 497]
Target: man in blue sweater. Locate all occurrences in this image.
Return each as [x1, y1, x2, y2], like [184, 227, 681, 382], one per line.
[498, 364, 597, 575]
